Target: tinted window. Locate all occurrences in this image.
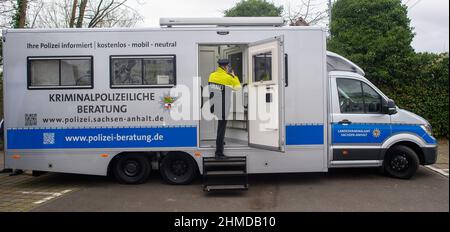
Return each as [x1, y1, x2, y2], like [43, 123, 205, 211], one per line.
[229, 52, 243, 82]
[28, 57, 93, 89]
[337, 79, 364, 113]
[253, 52, 272, 82]
[362, 83, 382, 113]
[143, 58, 175, 85]
[61, 59, 92, 86]
[337, 78, 384, 114]
[30, 60, 60, 86]
[111, 55, 176, 88]
[111, 58, 143, 85]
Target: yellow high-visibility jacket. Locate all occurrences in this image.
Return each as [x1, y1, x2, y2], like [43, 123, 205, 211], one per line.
[208, 67, 242, 91]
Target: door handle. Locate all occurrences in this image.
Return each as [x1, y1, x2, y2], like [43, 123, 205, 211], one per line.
[338, 119, 352, 125]
[242, 83, 248, 109]
[200, 86, 204, 108]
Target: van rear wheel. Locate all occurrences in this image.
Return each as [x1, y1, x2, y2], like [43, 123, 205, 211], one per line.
[384, 145, 419, 179]
[160, 152, 197, 185]
[113, 154, 151, 184]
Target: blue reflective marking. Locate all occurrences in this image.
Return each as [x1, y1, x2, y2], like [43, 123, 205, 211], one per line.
[332, 123, 391, 144]
[10, 124, 433, 149]
[332, 123, 436, 145]
[8, 125, 326, 149]
[7, 127, 197, 149]
[286, 125, 324, 145]
[391, 124, 436, 145]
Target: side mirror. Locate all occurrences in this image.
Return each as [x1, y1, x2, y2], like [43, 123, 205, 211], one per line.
[383, 99, 397, 115]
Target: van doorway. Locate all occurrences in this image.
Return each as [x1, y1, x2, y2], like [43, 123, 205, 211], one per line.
[198, 44, 249, 148]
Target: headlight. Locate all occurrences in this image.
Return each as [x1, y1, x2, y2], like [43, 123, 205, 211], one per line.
[421, 124, 433, 136]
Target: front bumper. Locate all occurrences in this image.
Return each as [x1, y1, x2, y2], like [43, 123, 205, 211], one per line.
[422, 146, 438, 165]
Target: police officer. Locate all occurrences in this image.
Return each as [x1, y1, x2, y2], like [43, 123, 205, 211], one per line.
[208, 59, 241, 159]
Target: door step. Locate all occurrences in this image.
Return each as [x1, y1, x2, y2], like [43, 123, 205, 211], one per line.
[204, 185, 248, 191]
[206, 170, 246, 176]
[203, 156, 248, 191]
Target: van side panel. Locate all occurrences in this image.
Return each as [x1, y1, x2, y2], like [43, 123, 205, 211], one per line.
[3, 28, 328, 175]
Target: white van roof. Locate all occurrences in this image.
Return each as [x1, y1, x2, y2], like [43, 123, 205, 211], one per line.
[327, 51, 365, 76]
[160, 17, 285, 27]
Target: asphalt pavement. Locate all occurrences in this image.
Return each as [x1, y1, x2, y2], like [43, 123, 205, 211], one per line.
[1, 141, 448, 212]
[30, 167, 448, 212]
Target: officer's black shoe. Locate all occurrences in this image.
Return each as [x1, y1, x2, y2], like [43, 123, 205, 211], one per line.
[215, 154, 227, 160]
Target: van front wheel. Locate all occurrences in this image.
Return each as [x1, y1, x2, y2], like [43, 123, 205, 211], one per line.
[384, 145, 419, 179]
[160, 153, 197, 185]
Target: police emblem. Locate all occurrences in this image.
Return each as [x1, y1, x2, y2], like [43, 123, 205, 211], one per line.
[160, 94, 178, 111]
[372, 128, 381, 138]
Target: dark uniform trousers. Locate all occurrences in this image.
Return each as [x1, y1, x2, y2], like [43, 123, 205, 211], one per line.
[208, 82, 231, 156]
[216, 120, 227, 156]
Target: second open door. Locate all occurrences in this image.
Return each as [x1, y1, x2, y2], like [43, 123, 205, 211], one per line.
[247, 36, 285, 152]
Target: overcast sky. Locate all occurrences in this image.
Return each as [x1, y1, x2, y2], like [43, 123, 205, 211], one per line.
[132, 0, 449, 53]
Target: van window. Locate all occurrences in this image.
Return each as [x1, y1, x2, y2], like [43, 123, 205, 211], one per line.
[362, 83, 382, 113]
[337, 79, 364, 113]
[111, 58, 143, 85]
[28, 57, 93, 89]
[111, 55, 176, 88]
[253, 52, 272, 82]
[337, 78, 383, 114]
[229, 52, 243, 82]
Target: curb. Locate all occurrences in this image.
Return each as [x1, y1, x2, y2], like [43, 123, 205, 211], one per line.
[425, 165, 449, 178]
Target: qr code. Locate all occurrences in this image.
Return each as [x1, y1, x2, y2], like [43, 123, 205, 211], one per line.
[25, 114, 37, 126]
[43, 133, 55, 145]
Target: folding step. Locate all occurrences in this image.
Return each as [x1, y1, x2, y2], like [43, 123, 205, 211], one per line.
[203, 157, 246, 162]
[206, 170, 246, 176]
[203, 156, 248, 192]
[204, 184, 248, 191]
[203, 162, 246, 170]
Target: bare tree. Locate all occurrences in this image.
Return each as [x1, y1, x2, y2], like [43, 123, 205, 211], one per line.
[76, 0, 87, 28]
[28, 0, 70, 28]
[1, 0, 44, 28]
[9, 0, 28, 28]
[17, 0, 28, 28]
[285, 0, 329, 26]
[85, 0, 143, 28]
[0, 0, 15, 27]
[28, 0, 44, 28]
[29, 0, 144, 28]
[69, 0, 78, 28]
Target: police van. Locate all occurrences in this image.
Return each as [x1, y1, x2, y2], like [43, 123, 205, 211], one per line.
[1, 18, 437, 190]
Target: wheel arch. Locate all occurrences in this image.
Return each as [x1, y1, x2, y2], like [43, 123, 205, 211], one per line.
[382, 134, 426, 165]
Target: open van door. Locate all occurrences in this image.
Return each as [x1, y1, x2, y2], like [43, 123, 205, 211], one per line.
[247, 36, 285, 152]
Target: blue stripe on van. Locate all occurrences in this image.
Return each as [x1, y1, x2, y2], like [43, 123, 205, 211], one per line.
[286, 124, 324, 145]
[332, 123, 436, 145]
[8, 124, 434, 149]
[332, 123, 391, 144]
[8, 125, 325, 149]
[7, 127, 197, 149]
[391, 124, 436, 145]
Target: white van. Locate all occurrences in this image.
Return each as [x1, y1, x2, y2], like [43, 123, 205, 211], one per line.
[1, 18, 437, 190]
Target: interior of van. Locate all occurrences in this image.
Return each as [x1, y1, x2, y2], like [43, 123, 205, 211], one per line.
[198, 44, 249, 148]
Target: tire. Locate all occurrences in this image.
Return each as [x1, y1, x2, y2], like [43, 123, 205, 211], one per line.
[160, 152, 197, 185]
[384, 145, 420, 179]
[113, 154, 151, 184]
